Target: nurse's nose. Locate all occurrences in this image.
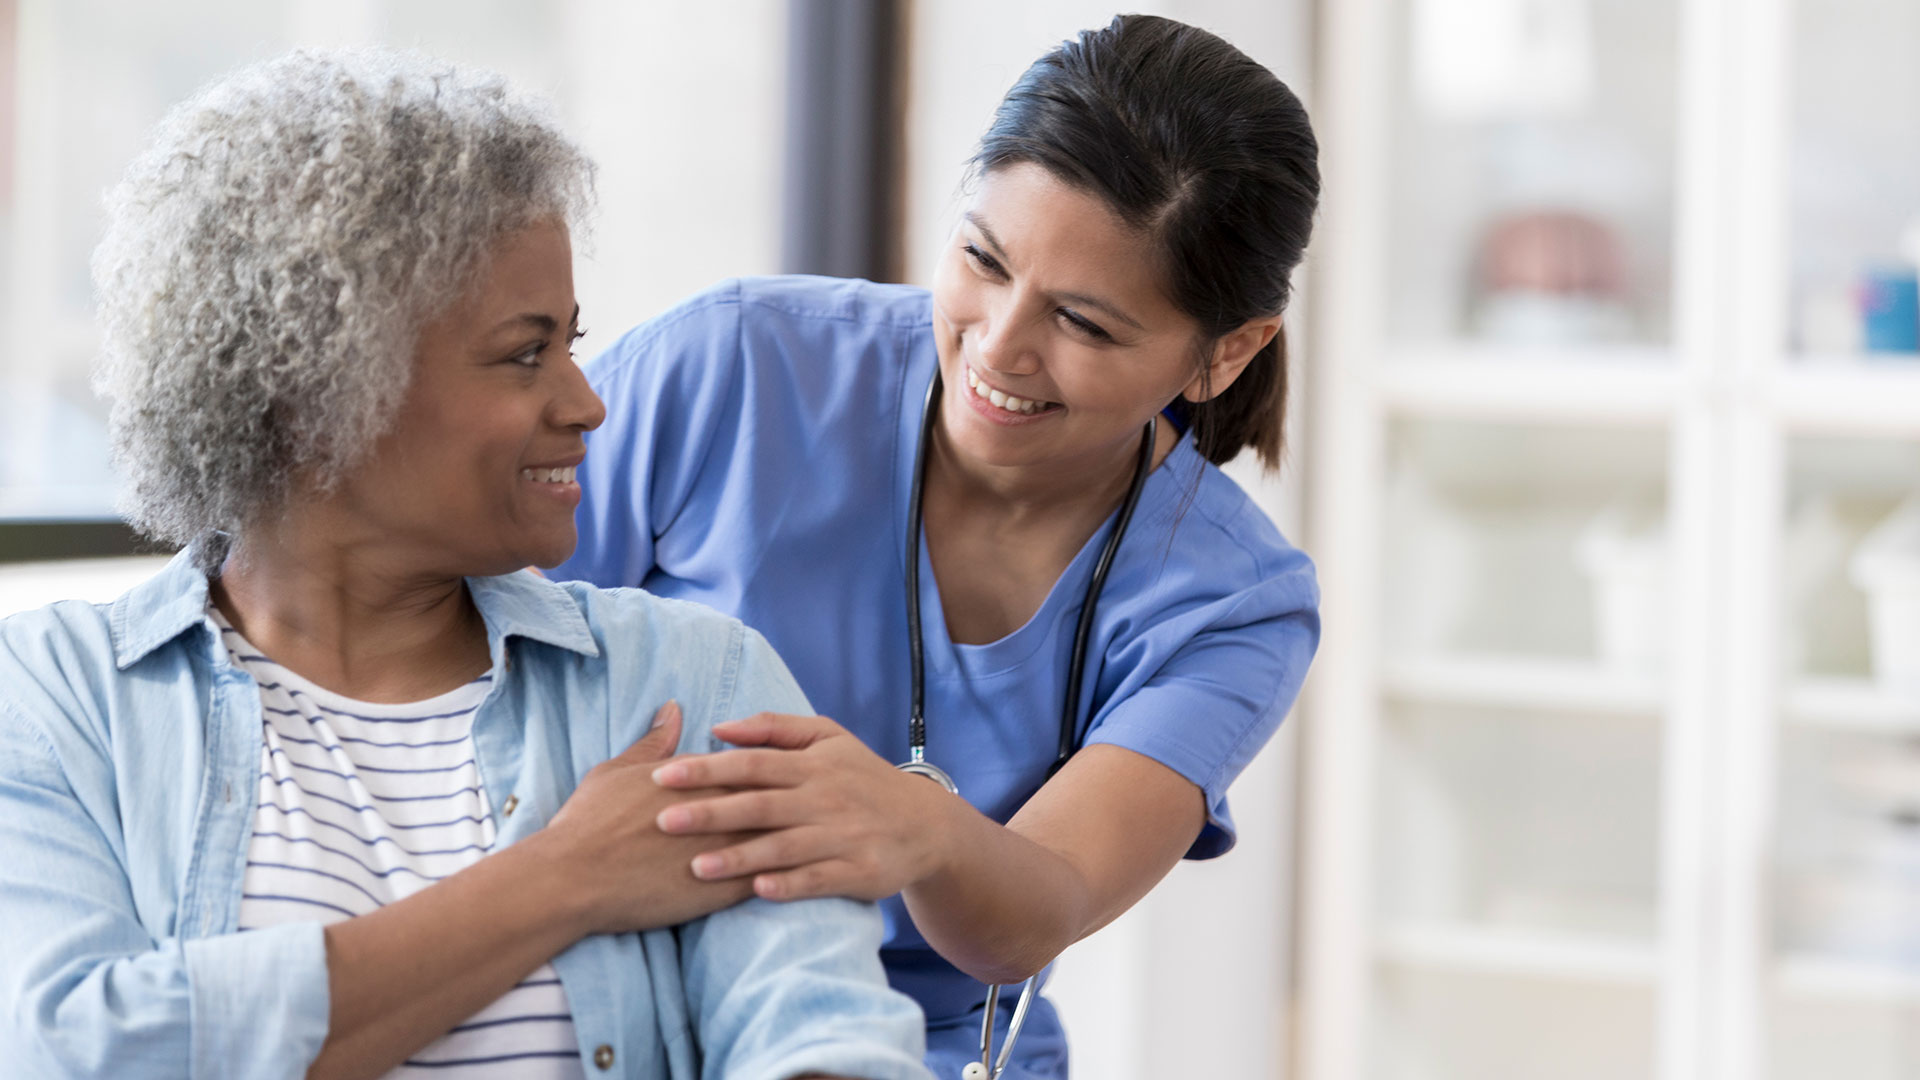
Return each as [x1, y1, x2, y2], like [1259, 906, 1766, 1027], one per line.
[975, 298, 1044, 377]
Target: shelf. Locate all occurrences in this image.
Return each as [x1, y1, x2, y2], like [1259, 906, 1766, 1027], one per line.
[1783, 677, 1920, 735]
[1384, 653, 1666, 716]
[1374, 346, 1683, 425]
[1377, 922, 1660, 985]
[1775, 953, 1920, 1005]
[1774, 363, 1920, 439]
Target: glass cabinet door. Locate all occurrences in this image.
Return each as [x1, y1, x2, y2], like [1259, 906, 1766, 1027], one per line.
[1369, 418, 1668, 1080]
[1765, 1, 1920, 1074]
[1786, 0, 1920, 364]
[1768, 435, 1920, 1079]
[1383, 0, 1679, 353]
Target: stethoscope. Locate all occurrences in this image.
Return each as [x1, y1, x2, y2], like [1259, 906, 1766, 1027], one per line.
[896, 371, 1155, 1080]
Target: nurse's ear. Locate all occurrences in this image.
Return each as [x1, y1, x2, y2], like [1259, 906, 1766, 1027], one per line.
[1179, 314, 1282, 403]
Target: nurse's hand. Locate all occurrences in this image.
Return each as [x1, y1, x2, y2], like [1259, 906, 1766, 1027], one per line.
[647, 712, 962, 902]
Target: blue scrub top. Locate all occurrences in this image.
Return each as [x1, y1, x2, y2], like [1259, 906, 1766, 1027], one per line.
[553, 276, 1319, 1078]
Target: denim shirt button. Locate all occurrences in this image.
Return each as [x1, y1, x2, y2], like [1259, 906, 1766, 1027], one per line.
[501, 794, 519, 818]
[592, 1044, 615, 1070]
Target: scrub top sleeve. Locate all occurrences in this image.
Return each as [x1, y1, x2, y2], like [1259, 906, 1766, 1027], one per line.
[551, 283, 748, 588]
[1083, 594, 1320, 861]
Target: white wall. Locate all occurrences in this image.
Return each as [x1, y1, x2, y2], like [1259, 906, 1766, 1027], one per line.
[901, 4, 1317, 1076]
[0, 0, 786, 518]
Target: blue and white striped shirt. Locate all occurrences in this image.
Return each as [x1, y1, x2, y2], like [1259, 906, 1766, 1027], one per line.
[216, 608, 584, 1078]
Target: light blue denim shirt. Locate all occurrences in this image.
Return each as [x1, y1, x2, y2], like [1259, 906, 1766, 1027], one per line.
[0, 550, 931, 1080]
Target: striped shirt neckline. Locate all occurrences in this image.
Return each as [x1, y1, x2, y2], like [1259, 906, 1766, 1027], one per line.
[212, 604, 584, 1080]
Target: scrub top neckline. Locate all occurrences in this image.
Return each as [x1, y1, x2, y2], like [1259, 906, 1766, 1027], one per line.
[893, 328, 1201, 679]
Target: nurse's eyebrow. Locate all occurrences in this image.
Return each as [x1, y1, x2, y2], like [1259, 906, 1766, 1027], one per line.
[965, 213, 1143, 331]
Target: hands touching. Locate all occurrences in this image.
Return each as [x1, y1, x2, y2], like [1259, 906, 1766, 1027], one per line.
[647, 712, 962, 903]
[538, 702, 757, 933]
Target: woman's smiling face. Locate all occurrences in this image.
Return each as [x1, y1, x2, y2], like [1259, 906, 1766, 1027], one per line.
[929, 163, 1210, 476]
[329, 218, 606, 576]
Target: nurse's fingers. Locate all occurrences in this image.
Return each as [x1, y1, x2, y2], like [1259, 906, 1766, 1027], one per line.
[652, 746, 810, 789]
[686, 825, 843, 884]
[656, 788, 810, 835]
[710, 711, 847, 750]
[751, 859, 872, 903]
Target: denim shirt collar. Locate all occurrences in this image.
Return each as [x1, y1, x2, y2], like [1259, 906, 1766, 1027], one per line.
[108, 548, 601, 671]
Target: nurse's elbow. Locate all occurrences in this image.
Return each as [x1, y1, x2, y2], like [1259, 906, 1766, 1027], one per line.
[949, 941, 1058, 987]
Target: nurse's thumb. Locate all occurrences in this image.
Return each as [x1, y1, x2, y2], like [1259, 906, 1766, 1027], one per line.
[625, 701, 683, 761]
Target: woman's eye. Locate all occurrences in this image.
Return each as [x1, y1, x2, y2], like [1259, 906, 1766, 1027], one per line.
[508, 343, 546, 367]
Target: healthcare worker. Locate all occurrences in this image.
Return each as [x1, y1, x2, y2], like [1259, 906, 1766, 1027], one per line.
[554, 14, 1320, 1079]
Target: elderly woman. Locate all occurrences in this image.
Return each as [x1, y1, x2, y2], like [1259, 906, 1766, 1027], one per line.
[0, 50, 928, 1080]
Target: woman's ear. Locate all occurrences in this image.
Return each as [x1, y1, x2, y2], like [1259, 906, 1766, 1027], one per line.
[1180, 315, 1283, 403]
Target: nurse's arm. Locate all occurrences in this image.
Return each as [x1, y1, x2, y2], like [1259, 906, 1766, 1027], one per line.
[654, 715, 1205, 987]
[904, 744, 1206, 985]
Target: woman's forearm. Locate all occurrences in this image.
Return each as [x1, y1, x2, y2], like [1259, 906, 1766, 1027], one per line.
[306, 833, 589, 1080]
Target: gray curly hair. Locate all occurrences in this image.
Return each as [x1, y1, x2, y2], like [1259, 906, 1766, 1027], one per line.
[91, 48, 594, 571]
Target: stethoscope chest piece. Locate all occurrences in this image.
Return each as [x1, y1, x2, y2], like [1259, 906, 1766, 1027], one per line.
[896, 757, 959, 795]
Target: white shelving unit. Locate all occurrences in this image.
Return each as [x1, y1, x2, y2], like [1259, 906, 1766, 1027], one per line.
[1301, 0, 1920, 1078]
[1384, 653, 1665, 717]
[1376, 922, 1661, 986]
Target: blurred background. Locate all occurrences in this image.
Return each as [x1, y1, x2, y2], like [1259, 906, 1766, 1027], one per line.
[1, 1, 1917, 1078]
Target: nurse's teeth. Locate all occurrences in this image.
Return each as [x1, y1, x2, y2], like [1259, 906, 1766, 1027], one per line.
[522, 466, 577, 483]
[966, 367, 1053, 415]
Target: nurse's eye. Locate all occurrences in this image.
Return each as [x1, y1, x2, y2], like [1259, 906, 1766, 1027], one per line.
[962, 243, 1006, 279]
[1058, 308, 1114, 343]
[568, 327, 588, 359]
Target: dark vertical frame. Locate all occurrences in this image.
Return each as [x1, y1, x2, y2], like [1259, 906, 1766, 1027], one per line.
[780, 0, 907, 282]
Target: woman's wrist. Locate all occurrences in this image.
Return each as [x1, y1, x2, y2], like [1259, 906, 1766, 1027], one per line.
[500, 826, 604, 940]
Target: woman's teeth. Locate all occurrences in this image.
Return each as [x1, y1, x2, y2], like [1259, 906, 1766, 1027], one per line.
[965, 367, 1053, 415]
[522, 466, 576, 484]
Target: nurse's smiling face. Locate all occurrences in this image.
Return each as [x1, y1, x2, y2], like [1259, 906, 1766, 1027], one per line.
[929, 163, 1216, 478]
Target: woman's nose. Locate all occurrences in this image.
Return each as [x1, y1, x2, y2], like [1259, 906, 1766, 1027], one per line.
[555, 357, 606, 432]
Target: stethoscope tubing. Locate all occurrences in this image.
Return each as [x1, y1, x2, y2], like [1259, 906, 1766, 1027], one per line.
[900, 370, 1156, 1079]
[903, 371, 1155, 773]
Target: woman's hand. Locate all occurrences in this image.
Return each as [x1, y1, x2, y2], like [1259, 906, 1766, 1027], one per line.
[538, 702, 758, 933]
[648, 712, 962, 902]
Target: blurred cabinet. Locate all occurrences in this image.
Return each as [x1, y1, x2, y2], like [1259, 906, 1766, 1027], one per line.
[1303, 1, 1920, 1078]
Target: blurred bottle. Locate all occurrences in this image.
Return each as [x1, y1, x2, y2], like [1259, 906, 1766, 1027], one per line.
[1860, 266, 1920, 354]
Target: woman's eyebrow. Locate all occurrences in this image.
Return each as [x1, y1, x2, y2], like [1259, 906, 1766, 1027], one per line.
[486, 304, 581, 337]
[964, 213, 1143, 331]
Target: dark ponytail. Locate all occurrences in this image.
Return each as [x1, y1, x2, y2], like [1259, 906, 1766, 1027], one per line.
[971, 14, 1319, 468]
